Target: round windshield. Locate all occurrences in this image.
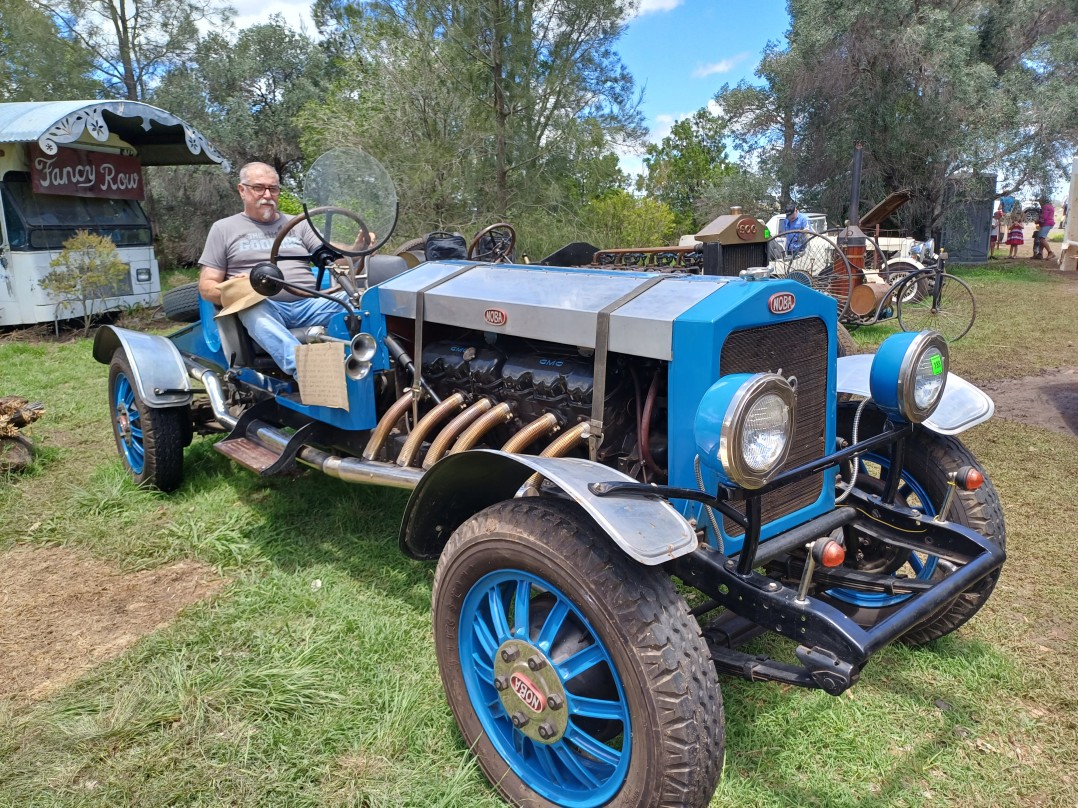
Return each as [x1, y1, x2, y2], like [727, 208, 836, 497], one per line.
[302, 148, 398, 257]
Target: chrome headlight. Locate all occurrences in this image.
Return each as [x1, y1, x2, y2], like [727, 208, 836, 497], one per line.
[869, 331, 948, 423]
[694, 373, 797, 489]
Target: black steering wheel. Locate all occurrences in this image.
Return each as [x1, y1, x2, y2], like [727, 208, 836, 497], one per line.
[467, 223, 516, 263]
[269, 205, 374, 266]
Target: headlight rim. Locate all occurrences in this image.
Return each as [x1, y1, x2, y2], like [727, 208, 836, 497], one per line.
[895, 330, 948, 423]
[718, 372, 797, 489]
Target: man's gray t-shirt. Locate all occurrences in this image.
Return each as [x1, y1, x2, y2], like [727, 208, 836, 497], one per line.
[198, 212, 324, 302]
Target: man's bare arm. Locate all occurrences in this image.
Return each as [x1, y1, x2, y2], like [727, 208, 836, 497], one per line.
[198, 266, 227, 305]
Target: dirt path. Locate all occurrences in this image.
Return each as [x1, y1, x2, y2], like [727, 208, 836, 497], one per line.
[0, 545, 225, 702]
[982, 368, 1078, 437]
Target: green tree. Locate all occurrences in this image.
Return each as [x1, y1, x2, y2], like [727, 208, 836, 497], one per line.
[311, 0, 643, 226]
[580, 190, 676, 249]
[713, 42, 807, 209]
[40, 230, 130, 335]
[148, 17, 330, 264]
[641, 109, 733, 232]
[161, 18, 329, 177]
[696, 168, 779, 226]
[0, 0, 101, 100]
[30, 0, 232, 101]
[716, 0, 1078, 235]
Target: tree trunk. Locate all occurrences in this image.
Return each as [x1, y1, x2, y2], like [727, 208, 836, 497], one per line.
[780, 106, 795, 206]
[491, 1, 509, 217]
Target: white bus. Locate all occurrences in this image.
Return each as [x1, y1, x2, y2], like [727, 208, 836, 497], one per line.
[0, 100, 228, 327]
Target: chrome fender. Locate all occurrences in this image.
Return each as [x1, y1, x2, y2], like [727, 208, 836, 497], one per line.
[93, 325, 192, 407]
[837, 354, 994, 435]
[399, 449, 697, 565]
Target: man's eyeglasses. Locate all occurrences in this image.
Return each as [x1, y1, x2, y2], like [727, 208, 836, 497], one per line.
[241, 183, 281, 195]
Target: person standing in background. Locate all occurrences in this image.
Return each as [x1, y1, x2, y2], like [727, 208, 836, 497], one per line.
[990, 206, 1004, 258]
[778, 203, 810, 256]
[1005, 211, 1024, 259]
[1033, 197, 1056, 262]
[999, 192, 1017, 216]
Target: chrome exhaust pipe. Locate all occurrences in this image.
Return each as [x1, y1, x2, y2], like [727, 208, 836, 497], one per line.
[398, 392, 467, 467]
[186, 359, 236, 429]
[300, 446, 422, 489]
[450, 402, 513, 455]
[423, 398, 494, 469]
[184, 359, 420, 489]
[501, 413, 560, 453]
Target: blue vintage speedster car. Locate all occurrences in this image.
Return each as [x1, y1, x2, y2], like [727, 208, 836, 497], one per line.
[94, 149, 1004, 808]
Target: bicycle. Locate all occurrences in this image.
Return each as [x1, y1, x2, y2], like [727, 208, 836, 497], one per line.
[892, 252, 976, 341]
[770, 229, 976, 342]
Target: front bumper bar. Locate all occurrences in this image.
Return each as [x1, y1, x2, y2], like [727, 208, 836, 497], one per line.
[667, 488, 1005, 691]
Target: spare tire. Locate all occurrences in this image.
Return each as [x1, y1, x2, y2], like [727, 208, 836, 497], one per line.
[162, 282, 202, 322]
[837, 323, 859, 356]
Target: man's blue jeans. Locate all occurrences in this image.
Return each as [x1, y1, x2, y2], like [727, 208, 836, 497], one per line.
[237, 292, 348, 377]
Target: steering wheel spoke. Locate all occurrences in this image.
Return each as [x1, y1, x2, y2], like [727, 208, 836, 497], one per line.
[269, 206, 374, 265]
[468, 223, 517, 263]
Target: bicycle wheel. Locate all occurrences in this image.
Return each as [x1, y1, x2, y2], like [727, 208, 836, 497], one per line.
[767, 231, 853, 318]
[897, 273, 976, 341]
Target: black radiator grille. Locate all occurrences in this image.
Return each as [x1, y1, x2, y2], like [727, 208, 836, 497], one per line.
[719, 318, 829, 537]
[710, 242, 768, 276]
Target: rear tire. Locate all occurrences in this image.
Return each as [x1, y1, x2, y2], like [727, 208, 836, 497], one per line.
[836, 323, 859, 357]
[161, 282, 202, 323]
[433, 498, 724, 807]
[825, 404, 1005, 646]
[108, 350, 187, 491]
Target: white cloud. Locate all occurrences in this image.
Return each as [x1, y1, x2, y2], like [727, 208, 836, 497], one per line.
[651, 104, 722, 142]
[692, 54, 749, 79]
[652, 113, 678, 142]
[223, 2, 317, 36]
[629, 0, 683, 19]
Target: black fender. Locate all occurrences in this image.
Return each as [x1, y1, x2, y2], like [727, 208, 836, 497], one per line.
[399, 449, 699, 565]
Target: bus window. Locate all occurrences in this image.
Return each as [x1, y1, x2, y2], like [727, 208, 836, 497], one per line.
[0, 172, 152, 250]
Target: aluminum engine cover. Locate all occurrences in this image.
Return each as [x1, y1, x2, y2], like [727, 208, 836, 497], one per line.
[373, 261, 729, 360]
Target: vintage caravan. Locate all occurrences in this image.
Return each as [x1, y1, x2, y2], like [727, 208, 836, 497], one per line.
[0, 101, 228, 327]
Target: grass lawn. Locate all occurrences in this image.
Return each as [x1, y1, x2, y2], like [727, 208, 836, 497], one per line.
[1, 261, 1076, 807]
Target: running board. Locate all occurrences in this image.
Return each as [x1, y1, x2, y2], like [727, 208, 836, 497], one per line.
[215, 419, 318, 476]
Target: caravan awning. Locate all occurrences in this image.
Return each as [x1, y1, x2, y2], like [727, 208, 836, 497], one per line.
[0, 100, 229, 170]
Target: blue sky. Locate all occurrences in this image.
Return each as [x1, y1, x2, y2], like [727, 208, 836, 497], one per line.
[230, 0, 792, 180]
[618, 0, 791, 178]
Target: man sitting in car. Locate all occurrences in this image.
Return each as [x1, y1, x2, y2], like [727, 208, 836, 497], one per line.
[197, 162, 347, 379]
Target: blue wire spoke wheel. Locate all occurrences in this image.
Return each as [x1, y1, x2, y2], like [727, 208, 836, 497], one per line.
[826, 451, 940, 609]
[432, 498, 724, 807]
[107, 350, 187, 491]
[825, 404, 1005, 646]
[112, 371, 145, 474]
[460, 569, 629, 805]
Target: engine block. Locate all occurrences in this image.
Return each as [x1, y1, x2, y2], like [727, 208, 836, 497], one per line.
[421, 337, 646, 471]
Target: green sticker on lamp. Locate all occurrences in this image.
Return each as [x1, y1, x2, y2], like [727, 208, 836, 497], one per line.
[930, 354, 943, 375]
